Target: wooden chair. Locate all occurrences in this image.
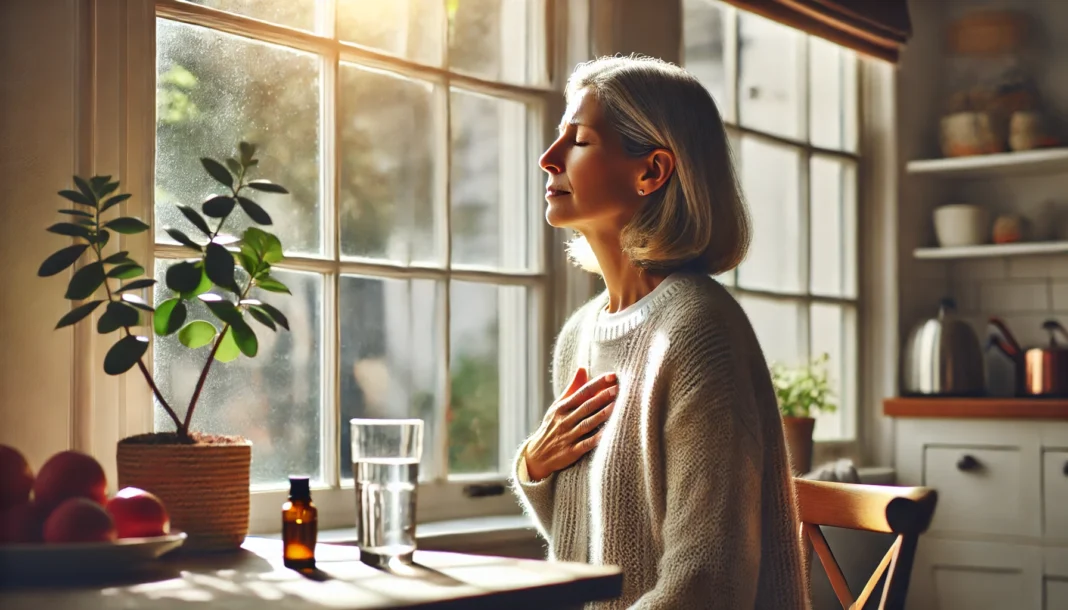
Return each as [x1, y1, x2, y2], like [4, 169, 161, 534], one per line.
[795, 479, 938, 610]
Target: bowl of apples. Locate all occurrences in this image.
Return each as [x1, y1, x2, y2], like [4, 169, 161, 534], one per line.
[0, 445, 185, 578]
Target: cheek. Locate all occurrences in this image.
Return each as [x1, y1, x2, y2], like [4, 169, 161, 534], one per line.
[568, 151, 630, 207]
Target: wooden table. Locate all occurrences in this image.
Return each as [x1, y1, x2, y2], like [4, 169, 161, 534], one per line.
[0, 537, 622, 609]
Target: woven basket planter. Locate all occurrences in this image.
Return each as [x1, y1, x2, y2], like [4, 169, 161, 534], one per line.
[116, 438, 251, 552]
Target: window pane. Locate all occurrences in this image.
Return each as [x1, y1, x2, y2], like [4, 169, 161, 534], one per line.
[809, 303, 856, 440]
[152, 263, 323, 487]
[340, 276, 442, 480]
[738, 12, 803, 139]
[737, 137, 802, 292]
[156, 19, 322, 255]
[809, 37, 858, 152]
[337, 0, 443, 66]
[809, 156, 857, 298]
[450, 90, 529, 269]
[737, 295, 803, 367]
[339, 65, 440, 263]
[449, 0, 543, 85]
[449, 281, 513, 475]
[682, 0, 730, 119]
[181, 0, 316, 31]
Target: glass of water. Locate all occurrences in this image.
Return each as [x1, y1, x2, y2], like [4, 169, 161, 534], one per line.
[350, 418, 423, 566]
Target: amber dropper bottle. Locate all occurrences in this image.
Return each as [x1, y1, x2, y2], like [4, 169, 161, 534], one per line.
[282, 475, 317, 570]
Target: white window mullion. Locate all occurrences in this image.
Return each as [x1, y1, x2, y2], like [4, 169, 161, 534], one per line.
[434, 0, 453, 484]
[320, 0, 340, 488]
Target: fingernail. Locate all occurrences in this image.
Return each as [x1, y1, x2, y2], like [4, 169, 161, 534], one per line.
[606, 373, 617, 382]
[608, 386, 619, 397]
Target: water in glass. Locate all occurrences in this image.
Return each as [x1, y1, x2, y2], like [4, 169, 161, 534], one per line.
[354, 457, 418, 559]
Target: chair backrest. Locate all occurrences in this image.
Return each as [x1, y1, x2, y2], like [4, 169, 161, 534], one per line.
[794, 478, 938, 610]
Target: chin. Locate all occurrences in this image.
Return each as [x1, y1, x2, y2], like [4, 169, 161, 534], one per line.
[544, 200, 578, 229]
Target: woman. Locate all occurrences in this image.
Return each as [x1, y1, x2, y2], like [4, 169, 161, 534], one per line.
[511, 55, 810, 609]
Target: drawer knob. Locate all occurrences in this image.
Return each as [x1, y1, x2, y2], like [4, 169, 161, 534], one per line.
[1063, 460, 1068, 477]
[957, 455, 981, 472]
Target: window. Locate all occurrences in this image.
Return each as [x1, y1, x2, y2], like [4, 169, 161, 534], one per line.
[683, 0, 859, 441]
[152, 0, 552, 528]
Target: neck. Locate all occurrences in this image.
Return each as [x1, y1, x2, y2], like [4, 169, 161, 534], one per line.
[583, 230, 668, 313]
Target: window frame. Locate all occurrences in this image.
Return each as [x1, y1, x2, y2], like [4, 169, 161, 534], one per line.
[141, 0, 572, 532]
[682, 0, 863, 447]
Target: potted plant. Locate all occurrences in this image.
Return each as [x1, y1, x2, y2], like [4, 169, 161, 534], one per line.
[38, 142, 291, 551]
[770, 353, 837, 476]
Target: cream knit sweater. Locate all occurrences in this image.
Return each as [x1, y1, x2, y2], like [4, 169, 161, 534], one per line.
[511, 273, 810, 609]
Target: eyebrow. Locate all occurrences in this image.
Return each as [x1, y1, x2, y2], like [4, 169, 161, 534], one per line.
[557, 118, 586, 134]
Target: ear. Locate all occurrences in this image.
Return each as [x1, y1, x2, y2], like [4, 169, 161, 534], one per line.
[636, 149, 676, 197]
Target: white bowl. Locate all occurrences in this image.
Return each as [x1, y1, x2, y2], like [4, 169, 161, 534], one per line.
[934, 204, 989, 247]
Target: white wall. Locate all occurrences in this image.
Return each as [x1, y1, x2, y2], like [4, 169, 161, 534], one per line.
[0, 0, 82, 471]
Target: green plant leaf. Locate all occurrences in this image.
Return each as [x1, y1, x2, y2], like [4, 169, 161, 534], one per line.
[202, 195, 235, 218]
[100, 193, 132, 213]
[214, 327, 240, 363]
[58, 189, 94, 207]
[47, 222, 91, 239]
[38, 244, 89, 277]
[73, 176, 98, 206]
[256, 276, 291, 294]
[91, 230, 111, 248]
[103, 251, 132, 264]
[225, 158, 242, 176]
[89, 176, 111, 191]
[65, 262, 106, 300]
[103, 334, 149, 375]
[97, 301, 139, 334]
[200, 294, 242, 326]
[247, 306, 276, 331]
[104, 217, 150, 234]
[246, 180, 288, 194]
[238, 252, 258, 276]
[153, 298, 186, 336]
[165, 228, 202, 251]
[256, 301, 290, 331]
[205, 243, 237, 293]
[178, 205, 212, 236]
[236, 197, 272, 225]
[242, 226, 268, 254]
[201, 158, 233, 188]
[55, 300, 104, 329]
[165, 261, 201, 294]
[184, 264, 212, 299]
[262, 232, 283, 263]
[59, 208, 94, 218]
[98, 181, 120, 199]
[230, 319, 258, 357]
[107, 263, 144, 279]
[120, 293, 154, 312]
[116, 278, 156, 293]
[239, 141, 257, 165]
[178, 320, 217, 349]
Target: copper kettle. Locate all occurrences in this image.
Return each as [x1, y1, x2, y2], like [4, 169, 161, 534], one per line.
[988, 317, 1068, 397]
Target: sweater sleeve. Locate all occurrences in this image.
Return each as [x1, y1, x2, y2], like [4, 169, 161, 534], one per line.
[630, 323, 764, 609]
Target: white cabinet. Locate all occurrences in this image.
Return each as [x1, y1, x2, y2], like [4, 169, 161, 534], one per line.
[894, 418, 1068, 609]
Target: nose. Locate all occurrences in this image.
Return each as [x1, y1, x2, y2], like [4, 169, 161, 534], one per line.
[539, 135, 564, 175]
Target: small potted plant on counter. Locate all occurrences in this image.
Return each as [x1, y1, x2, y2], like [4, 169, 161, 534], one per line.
[38, 142, 291, 552]
[770, 353, 837, 476]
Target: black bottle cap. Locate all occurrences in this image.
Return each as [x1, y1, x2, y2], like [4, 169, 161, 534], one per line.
[288, 476, 311, 501]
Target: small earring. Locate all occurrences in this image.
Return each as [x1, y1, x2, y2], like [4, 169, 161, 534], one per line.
[638, 189, 645, 196]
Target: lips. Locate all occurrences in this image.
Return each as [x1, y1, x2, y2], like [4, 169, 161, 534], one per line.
[546, 187, 571, 197]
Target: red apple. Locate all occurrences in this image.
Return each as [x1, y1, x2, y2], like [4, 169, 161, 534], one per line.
[0, 502, 46, 544]
[33, 450, 107, 513]
[43, 498, 116, 544]
[106, 487, 170, 539]
[0, 445, 34, 511]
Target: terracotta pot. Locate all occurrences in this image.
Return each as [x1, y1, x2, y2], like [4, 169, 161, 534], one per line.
[782, 416, 815, 476]
[116, 437, 251, 552]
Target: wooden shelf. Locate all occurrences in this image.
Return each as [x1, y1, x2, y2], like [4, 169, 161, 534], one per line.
[906, 147, 1068, 178]
[884, 397, 1068, 420]
[914, 241, 1068, 260]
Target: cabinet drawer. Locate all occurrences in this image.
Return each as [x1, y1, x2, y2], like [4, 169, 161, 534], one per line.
[1045, 451, 1068, 539]
[924, 446, 1030, 536]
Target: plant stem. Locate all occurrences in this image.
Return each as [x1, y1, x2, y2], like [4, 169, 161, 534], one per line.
[92, 202, 184, 432]
[180, 277, 254, 435]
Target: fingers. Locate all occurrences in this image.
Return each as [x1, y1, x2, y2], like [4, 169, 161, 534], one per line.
[569, 400, 615, 438]
[559, 372, 618, 411]
[573, 429, 604, 456]
[564, 385, 617, 427]
[563, 367, 588, 397]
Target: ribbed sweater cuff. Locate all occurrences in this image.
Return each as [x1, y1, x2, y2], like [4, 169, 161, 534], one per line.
[511, 443, 555, 536]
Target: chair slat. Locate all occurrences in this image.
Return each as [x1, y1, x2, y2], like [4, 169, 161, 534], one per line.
[852, 536, 901, 609]
[803, 522, 855, 609]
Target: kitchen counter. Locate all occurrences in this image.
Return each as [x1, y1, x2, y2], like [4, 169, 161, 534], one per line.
[883, 396, 1068, 419]
[0, 537, 622, 609]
